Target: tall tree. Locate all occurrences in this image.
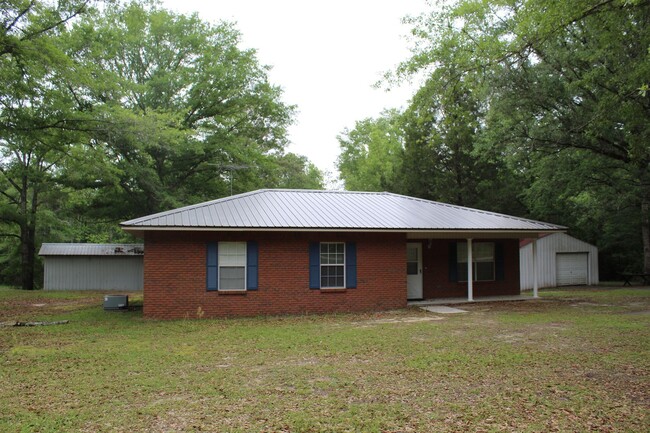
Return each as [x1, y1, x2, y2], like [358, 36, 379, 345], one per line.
[0, 0, 92, 289]
[398, 68, 525, 214]
[62, 1, 297, 218]
[400, 0, 650, 272]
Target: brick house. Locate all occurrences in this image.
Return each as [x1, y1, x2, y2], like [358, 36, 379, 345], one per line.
[120, 189, 563, 319]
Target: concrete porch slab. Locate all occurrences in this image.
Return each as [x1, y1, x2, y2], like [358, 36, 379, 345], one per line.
[420, 306, 467, 314]
[408, 294, 537, 307]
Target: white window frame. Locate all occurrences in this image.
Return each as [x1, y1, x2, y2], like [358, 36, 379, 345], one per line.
[457, 241, 495, 282]
[320, 242, 346, 289]
[218, 241, 247, 291]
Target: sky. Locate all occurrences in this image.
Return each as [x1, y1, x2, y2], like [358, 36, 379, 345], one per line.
[160, 0, 427, 180]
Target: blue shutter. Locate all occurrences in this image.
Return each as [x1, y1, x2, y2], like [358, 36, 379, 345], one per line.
[495, 242, 505, 281]
[309, 242, 320, 289]
[345, 242, 357, 288]
[448, 242, 458, 282]
[207, 242, 218, 291]
[246, 241, 258, 290]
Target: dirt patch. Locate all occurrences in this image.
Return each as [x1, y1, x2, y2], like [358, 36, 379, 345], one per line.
[0, 295, 101, 322]
[350, 316, 444, 327]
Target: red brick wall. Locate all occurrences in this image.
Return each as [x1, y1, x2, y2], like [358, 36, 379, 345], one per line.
[143, 231, 407, 319]
[419, 239, 520, 298]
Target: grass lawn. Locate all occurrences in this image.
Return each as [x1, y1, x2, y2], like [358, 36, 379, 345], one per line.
[0, 286, 648, 432]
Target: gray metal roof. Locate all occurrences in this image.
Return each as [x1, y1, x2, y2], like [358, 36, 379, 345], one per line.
[120, 189, 564, 233]
[39, 243, 144, 256]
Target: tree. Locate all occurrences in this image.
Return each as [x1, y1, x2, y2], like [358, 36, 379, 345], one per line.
[337, 109, 403, 191]
[61, 1, 296, 218]
[400, 0, 650, 272]
[0, 0, 319, 289]
[0, 0, 92, 289]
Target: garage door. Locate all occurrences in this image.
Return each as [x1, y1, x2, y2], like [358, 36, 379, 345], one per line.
[556, 253, 588, 286]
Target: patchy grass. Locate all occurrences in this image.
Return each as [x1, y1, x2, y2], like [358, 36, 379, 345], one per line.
[0, 286, 648, 432]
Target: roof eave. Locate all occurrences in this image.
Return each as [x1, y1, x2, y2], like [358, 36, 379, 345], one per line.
[121, 225, 566, 239]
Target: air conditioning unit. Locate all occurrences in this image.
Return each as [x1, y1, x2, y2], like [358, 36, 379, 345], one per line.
[104, 295, 128, 311]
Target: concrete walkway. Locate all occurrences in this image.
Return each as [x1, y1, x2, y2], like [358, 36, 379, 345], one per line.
[408, 294, 537, 307]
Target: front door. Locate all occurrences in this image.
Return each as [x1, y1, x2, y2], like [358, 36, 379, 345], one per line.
[407, 243, 423, 300]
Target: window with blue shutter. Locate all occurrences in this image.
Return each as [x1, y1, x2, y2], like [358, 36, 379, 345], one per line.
[454, 241, 497, 282]
[309, 242, 357, 289]
[207, 241, 259, 291]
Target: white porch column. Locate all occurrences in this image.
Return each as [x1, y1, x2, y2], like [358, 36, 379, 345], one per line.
[467, 238, 474, 301]
[532, 238, 539, 298]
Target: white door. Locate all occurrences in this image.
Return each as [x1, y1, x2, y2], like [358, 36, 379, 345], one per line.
[556, 253, 589, 286]
[407, 243, 423, 299]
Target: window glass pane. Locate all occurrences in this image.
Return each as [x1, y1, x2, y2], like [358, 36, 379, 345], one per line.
[220, 266, 245, 290]
[320, 243, 345, 287]
[218, 242, 246, 290]
[320, 253, 330, 265]
[219, 242, 246, 266]
[476, 262, 494, 281]
[407, 247, 417, 262]
[321, 264, 344, 288]
[407, 262, 418, 275]
[474, 243, 494, 261]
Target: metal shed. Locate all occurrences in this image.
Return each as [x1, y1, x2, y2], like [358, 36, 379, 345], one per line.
[39, 243, 144, 291]
[520, 233, 598, 290]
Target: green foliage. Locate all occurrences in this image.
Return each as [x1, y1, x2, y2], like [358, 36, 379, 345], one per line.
[337, 109, 403, 191]
[386, 0, 650, 275]
[0, 0, 322, 288]
[61, 0, 298, 216]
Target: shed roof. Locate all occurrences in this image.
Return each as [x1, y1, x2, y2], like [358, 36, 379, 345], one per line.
[39, 243, 144, 257]
[120, 189, 564, 235]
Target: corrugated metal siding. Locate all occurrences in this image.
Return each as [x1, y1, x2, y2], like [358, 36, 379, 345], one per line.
[520, 233, 598, 290]
[121, 189, 564, 232]
[43, 256, 143, 290]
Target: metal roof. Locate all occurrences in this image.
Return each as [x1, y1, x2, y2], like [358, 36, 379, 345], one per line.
[120, 189, 564, 234]
[39, 243, 144, 256]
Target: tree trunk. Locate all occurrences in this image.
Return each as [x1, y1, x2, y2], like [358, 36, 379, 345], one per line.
[19, 173, 36, 290]
[642, 197, 650, 274]
[19, 222, 35, 290]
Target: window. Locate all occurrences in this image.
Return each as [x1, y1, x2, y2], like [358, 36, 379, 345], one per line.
[320, 242, 345, 288]
[457, 242, 495, 282]
[309, 242, 356, 289]
[207, 241, 258, 292]
[218, 242, 246, 291]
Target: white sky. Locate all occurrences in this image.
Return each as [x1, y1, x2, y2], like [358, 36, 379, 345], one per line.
[160, 0, 426, 181]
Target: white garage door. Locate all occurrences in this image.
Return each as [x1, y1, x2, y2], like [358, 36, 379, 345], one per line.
[556, 253, 588, 286]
